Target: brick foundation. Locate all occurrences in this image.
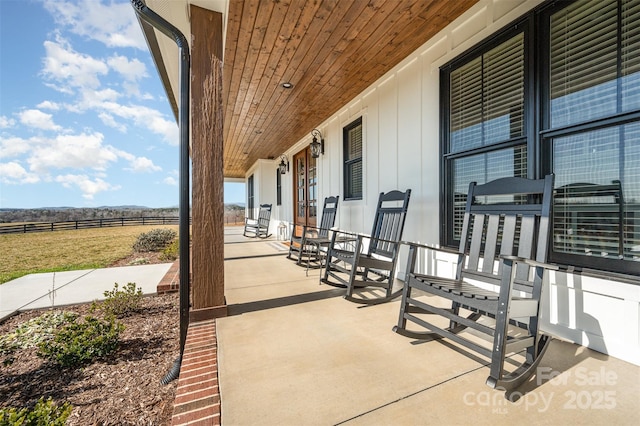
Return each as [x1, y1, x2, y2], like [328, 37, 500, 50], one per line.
[172, 319, 221, 426]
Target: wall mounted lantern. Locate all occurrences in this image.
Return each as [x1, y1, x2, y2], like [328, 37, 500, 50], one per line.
[278, 154, 290, 174]
[310, 129, 324, 158]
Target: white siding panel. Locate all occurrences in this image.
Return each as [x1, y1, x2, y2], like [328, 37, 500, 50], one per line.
[377, 74, 398, 192]
[396, 58, 422, 278]
[256, 0, 640, 365]
[451, 6, 487, 49]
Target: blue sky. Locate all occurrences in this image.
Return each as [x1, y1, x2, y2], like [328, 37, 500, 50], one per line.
[0, 0, 245, 208]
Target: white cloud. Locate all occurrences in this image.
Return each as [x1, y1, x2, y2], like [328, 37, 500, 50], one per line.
[55, 173, 120, 200]
[42, 35, 109, 92]
[126, 156, 161, 173]
[163, 176, 178, 186]
[0, 162, 40, 184]
[98, 112, 127, 132]
[0, 136, 32, 159]
[0, 116, 16, 128]
[18, 109, 63, 131]
[101, 102, 178, 145]
[107, 55, 147, 81]
[28, 132, 119, 173]
[42, 0, 146, 50]
[36, 101, 61, 111]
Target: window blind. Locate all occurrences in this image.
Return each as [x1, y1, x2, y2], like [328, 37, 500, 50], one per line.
[344, 118, 363, 200]
[450, 33, 524, 153]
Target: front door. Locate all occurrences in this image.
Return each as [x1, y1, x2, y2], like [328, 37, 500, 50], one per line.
[293, 147, 317, 231]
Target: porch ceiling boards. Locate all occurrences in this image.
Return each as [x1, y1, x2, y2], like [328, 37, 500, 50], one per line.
[223, 0, 478, 177]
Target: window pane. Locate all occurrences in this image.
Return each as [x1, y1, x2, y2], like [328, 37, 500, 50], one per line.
[452, 146, 527, 239]
[346, 124, 362, 161]
[552, 125, 639, 261]
[550, 0, 618, 127]
[247, 175, 255, 219]
[623, 123, 640, 262]
[450, 58, 482, 152]
[450, 34, 524, 153]
[622, 0, 640, 111]
[346, 160, 362, 199]
[344, 118, 363, 200]
[484, 34, 525, 144]
[276, 170, 282, 206]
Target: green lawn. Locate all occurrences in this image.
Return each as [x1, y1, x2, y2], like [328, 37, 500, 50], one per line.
[0, 225, 179, 284]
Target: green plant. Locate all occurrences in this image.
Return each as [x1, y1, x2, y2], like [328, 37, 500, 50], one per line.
[128, 257, 150, 265]
[160, 238, 179, 261]
[97, 282, 143, 318]
[38, 315, 124, 367]
[0, 397, 72, 426]
[1, 311, 77, 365]
[132, 228, 177, 252]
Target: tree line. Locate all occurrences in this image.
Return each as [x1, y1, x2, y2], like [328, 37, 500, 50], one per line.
[0, 205, 246, 224]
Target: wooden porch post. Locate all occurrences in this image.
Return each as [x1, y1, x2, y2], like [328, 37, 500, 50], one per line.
[190, 5, 226, 319]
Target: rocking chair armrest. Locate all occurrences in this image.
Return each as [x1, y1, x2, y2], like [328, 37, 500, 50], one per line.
[364, 234, 404, 246]
[302, 224, 336, 235]
[296, 225, 317, 237]
[499, 255, 560, 271]
[329, 228, 359, 242]
[400, 240, 457, 255]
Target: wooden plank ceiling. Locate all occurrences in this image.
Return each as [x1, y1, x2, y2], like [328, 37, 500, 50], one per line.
[222, 0, 478, 178]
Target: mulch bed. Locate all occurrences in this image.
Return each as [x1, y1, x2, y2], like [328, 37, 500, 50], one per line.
[0, 289, 180, 425]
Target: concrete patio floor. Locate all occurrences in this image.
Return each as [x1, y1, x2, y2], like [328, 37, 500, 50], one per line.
[217, 227, 639, 425]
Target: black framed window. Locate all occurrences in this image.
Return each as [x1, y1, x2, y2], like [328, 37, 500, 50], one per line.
[441, 0, 640, 276]
[247, 174, 255, 219]
[344, 117, 363, 200]
[442, 28, 528, 243]
[542, 0, 640, 273]
[276, 169, 282, 206]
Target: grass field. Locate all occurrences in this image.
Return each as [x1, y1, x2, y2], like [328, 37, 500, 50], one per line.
[0, 225, 179, 284]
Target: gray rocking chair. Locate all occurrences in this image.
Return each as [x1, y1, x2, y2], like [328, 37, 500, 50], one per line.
[243, 204, 272, 238]
[393, 175, 555, 390]
[287, 196, 339, 268]
[321, 189, 411, 304]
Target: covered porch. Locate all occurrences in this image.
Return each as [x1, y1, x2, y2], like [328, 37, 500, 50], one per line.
[174, 226, 639, 424]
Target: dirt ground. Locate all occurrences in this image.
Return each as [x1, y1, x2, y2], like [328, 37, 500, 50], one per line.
[0, 257, 180, 425]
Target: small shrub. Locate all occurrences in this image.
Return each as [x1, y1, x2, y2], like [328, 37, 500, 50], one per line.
[160, 238, 179, 261]
[1, 311, 77, 365]
[128, 257, 150, 265]
[38, 315, 124, 367]
[0, 397, 72, 426]
[133, 228, 177, 252]
[97, 282, 144, 318]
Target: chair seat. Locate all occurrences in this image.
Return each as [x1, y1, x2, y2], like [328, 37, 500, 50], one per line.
[411, 274, 499, 301]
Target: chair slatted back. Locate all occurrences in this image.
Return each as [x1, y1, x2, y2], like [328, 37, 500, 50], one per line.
[257, 204, 272, 228]
[456, 176, 553, 294]
[369, 190, 412, 258]
[317, 196, 339, 238]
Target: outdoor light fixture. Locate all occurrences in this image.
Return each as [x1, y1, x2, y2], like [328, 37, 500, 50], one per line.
[282, 82, 293, 89]
[278, 154, 290, 174]
[310, 129, 324, 158]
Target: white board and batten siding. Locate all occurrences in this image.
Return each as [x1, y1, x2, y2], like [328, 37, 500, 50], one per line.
[251, 0, 640, 366]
